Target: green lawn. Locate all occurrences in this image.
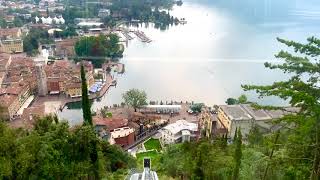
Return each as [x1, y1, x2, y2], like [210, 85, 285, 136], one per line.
[136, 151, 177, 180]
[144, 138, 162, 152]
[136, 150, 161, 171]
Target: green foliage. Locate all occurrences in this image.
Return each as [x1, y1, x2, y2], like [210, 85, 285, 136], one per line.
[136, 150, 161, 171]
[242, 37, 320, 178]
[0, 18, 7, 28]
[109, 0, 179, 28]
[61, 7, 95, 24]
[75, 34, 123, 67]
[247, 126, 264, 147]
[238, 94, 248, 104]
[190, 103, 204, 113]
[226, 94, 248, 105]
[226, 98, 238, 105]
[122, 89, 147, 112]
[53, 27, 78, 39]
[144, 138, 162, 152]
[0, 117, 136, 179]
[160, 141, 234, 179]
[13, 17, 24, 27]
[233, 128, 242, 180]
[101, 108, 112, 118]
[81, 65, 92, 125]
[23, 28, 53, 56]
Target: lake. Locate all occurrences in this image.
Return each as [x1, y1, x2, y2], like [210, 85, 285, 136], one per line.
[59, 0, 320, 125]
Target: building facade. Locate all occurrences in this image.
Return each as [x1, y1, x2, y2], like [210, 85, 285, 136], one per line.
[160, 120, 198, 145]
[217, 104, 299, 139]
[0, 39, 23, 53]
[110, 127, 135, 147]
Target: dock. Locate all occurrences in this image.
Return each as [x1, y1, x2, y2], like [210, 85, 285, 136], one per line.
[121, 30, 134, 41]
[133, 30, 152, 43]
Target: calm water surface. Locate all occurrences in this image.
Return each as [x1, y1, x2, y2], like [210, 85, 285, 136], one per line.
[59, 0, 320, 125]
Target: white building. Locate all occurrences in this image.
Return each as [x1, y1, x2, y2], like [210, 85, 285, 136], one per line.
[77, 22, 103, 28]
[35, 16, 65, 24]
[160, 120, 198, 145]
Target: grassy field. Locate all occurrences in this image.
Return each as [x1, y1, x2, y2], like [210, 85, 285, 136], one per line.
[144, 138, 162, 152]
[135, 148, 178, 180]
[136, 150, 161, 171]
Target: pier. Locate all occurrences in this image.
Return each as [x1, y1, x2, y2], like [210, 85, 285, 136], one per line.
[133, 30, 152, 43]
[121, 30, 134, 41]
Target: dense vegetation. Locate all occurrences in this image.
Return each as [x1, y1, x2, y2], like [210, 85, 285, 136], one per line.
[53, 26, 78, 39]
[110, 0, 179, 29]
[23, 28, 53, 56]
[226, 94, 248, 105]
[0, 116, 136, 179]
[242, 37, 320, 179]
[61, 6, 99, 25]
[60, 0, 180, 29]
[74, 34, 123, 67]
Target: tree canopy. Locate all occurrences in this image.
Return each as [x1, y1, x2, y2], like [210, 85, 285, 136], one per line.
[0, 116, 136, 179]
[226, 94, 248, 105]
[23, 28, 53, 56]
[242, 36, 320, 178]
[122, 89, 147, 112]
[75, 34, 123, 67]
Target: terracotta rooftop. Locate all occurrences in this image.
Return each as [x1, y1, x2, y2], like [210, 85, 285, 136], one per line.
[0, 28, 21, 38]
[93, 116, 128, 131]
[0, 94, 18, 107]
[21, 105, 46, 121]
[5, 83, 27, 95]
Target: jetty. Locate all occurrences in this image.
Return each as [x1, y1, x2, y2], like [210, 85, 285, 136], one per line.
[133, 30, 152, 43]
[121, 30, 134, 41]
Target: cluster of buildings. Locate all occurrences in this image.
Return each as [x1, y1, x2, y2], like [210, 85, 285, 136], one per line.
[93, 116, 136, 148]
[35, 16, 65, 25]
[0, 51, 96, 121]
[198, 104, 299, 139]
[93, 111, 170, 148]
[45, 60, 94, 97]
[0, 0, 64, 23]
[0, 54, 37, 120]
[0, 28, 23, 54]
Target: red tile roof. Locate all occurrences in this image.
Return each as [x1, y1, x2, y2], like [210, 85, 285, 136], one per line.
[93, 116, 128, 131]
[0, 94, 18, 107]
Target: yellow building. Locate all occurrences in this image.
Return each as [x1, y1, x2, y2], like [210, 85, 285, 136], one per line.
[198, 108, 214, 138]
[217, 104, 300, 139]
[0, 94, 20, 120]
[65, 83, 82, 98]
[0, 39, 23, 53]
[217, 105, 253, 139]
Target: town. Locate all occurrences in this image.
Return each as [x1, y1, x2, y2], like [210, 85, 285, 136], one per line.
[0, 0, 319, 179]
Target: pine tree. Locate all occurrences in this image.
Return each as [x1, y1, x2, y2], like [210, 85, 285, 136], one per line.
[81, 64, 92, 125]
[233, 128, 242, 180]
[242, 37, 320, 178]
